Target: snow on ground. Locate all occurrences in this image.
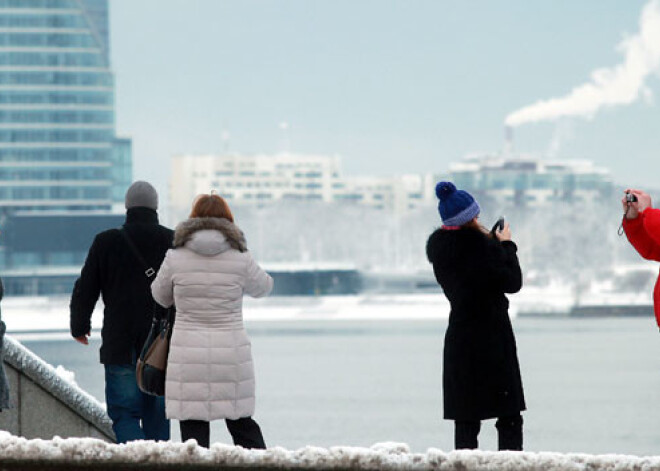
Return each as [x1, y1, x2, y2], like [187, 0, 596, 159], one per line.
[0, 432, 658, 470]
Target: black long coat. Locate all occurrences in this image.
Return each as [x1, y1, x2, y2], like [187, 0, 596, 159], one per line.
[70, 207, 174, 365]
[426, 226, 525, 421]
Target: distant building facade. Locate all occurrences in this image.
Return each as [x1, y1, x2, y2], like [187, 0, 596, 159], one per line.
[331, 173, 435, 213]
[0, 0, 132, 295]
[447, 154, 614, 207]
[0, 0, 131, 213]
[169, 153, 435, 222]
[171, 152, 615, 221]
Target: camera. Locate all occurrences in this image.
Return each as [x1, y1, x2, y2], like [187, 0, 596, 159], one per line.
[626, 193, 638, 203]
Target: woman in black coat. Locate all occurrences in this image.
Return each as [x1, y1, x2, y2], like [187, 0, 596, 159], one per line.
[426, 181, 525, 451]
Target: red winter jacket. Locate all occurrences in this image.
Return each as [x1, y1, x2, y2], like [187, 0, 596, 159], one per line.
[622, 208, 660, 328]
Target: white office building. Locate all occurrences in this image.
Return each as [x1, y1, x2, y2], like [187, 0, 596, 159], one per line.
[169, 153, 435, 222]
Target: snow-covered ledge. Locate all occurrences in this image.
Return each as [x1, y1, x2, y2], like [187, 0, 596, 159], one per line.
[0, 434, 656, 470]
[0, 336, 114, 442]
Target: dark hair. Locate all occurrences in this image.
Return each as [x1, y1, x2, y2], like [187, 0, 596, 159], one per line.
[189, 194, 234, 222]
[463, 218, 491, 236]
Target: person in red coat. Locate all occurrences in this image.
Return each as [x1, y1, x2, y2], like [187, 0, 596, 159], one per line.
[621, 189, 660, 328]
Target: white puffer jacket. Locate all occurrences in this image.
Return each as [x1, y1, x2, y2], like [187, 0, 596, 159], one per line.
[151, 217, 273, 421]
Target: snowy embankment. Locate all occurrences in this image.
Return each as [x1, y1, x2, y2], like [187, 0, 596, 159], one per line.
[0, 291, 570, 335]
[0, 434, 657, 471]
[2, 294, 457, 337]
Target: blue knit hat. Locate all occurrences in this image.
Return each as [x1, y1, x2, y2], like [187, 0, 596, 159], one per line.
[435, 181, 480, 226]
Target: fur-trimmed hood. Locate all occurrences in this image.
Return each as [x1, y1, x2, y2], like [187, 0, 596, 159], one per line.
[173, 217, 247, 255]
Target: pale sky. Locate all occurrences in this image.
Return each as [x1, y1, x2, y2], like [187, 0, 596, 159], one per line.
[110, 0, 660, 198]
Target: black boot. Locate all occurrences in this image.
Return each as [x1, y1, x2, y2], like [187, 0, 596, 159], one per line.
[454, 420, 481, 449]
[496, 414, 523, 451]
[226, 417, 266, 449]
[180, 420, 210, 448]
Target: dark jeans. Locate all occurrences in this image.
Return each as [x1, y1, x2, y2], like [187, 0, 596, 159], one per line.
[454, 414, 523, 451]
[104, 363, 170, 443]
[180, 417, 266, 449]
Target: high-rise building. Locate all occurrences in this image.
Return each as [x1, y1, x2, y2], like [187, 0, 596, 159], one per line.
[0, 0, 131, 295]
[0, 0, 130, 212]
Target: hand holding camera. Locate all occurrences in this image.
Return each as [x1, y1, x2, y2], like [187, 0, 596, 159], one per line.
[622, 189, 653, 219]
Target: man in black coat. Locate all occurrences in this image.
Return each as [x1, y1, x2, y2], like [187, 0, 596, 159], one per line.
[70, 181, 174, 443]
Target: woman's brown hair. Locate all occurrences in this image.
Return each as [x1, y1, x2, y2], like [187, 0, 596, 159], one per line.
[463, 218, 491, 236]
[189, 194, 234, 222]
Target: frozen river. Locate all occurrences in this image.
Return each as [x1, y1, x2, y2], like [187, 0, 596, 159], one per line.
[14, 315, 660, 456]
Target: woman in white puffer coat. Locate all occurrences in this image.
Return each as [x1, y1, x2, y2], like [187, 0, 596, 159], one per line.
[151, 194, 273, 449]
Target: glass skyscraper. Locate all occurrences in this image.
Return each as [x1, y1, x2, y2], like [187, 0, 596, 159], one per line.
[0, 0, 130, 213]
[0, 0, 131, 295]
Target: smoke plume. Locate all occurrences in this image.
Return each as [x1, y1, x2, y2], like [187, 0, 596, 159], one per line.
[505, 0, 660, 127]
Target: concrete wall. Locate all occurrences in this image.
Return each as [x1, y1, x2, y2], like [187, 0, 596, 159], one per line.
[0, 336, 114, 442]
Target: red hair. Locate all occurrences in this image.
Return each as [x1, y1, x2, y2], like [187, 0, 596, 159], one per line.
[189, 194, 234, 222]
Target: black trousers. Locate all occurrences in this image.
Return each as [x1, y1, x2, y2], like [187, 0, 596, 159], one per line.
[454, 414, 523, 451]
[179, 417, 266, 449]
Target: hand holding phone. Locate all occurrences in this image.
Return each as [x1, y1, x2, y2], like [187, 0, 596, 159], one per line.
[491, 217, 505, 236]
[491, 216, 511, 241]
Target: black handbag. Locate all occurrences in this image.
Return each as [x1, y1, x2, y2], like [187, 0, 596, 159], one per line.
[118, 228, 173, 396]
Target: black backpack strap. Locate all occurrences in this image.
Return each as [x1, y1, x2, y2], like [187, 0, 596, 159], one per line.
[118, 227, 156, 279]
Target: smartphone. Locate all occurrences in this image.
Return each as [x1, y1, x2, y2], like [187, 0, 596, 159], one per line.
[491, 216, 505, 236]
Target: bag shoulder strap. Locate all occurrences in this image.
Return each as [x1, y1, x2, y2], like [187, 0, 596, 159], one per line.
[118, 227, 156, 279]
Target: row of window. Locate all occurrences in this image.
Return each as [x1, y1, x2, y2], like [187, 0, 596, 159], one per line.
[0, 51, 105, 67]
[210, 171, 333, 180]
[8, 250, 87, 268]
[211, 180, 290, 189]
[0, 14, 88, 29]
[2, 205, 110, 213]
[216, 192, 326, 201]
[0, 109, 113, 123]
[486, 193, 596, 204]
[455, 176, 611, 191]
[0, 128, 113, 142]
[294, 171, 324, 178]
[0, 90, 112, 105]
[0, 167, 108, 180]
[223, 183, 325, 190]
[1, 275, 75, 295]
[0, 0, 75, 8]
[207, 192, 430, 205]
[208, 180, 425, 198]
[0, 33, 98, 48]
[0, 147, 110, 161]
[334, 194, 364, 201]
[0, 185, 108, 200]
[273, 163, 332, 170]
[0, 71, 112, 86]
[296, 183, 322, 189]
